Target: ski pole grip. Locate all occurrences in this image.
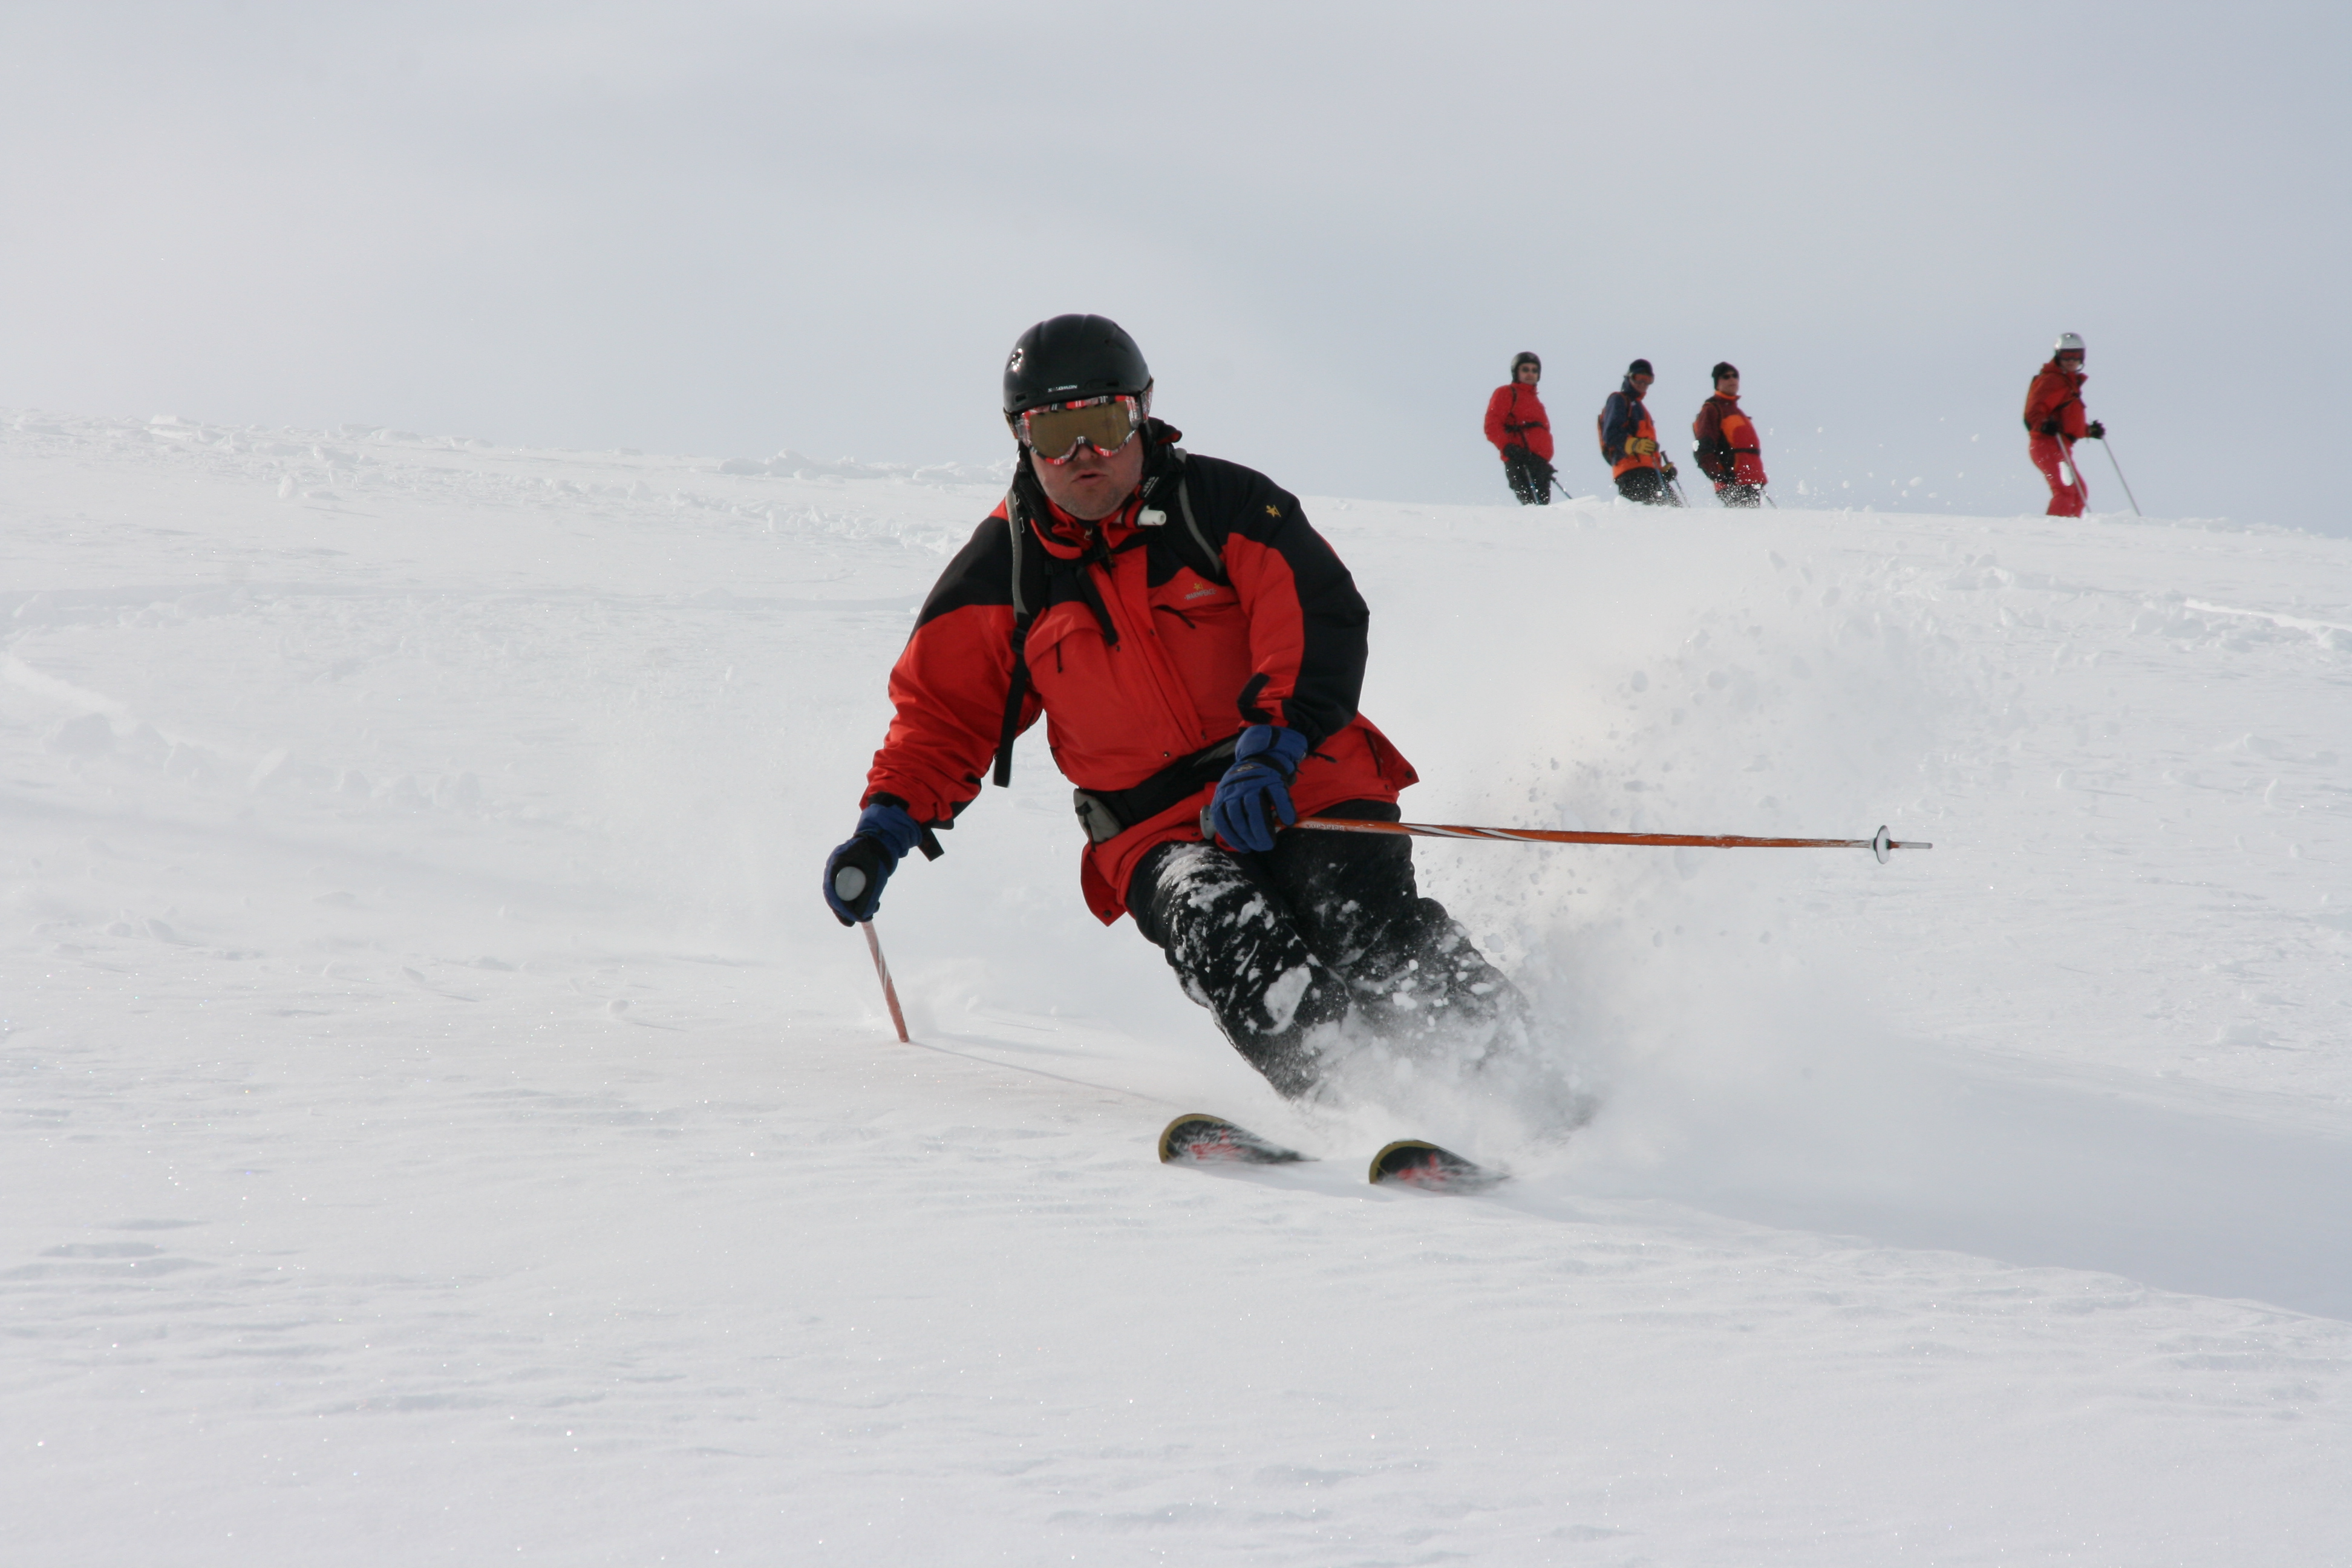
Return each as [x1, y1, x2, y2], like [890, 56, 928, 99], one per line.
[834, 865, 869, 901]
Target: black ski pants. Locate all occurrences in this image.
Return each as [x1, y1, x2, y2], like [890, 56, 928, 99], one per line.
[1615, 467, 1671, 505]
[1502, 447, 1552, 506]
[1714, 482, 1763, 508]
[1128, 800, 1517, 1097]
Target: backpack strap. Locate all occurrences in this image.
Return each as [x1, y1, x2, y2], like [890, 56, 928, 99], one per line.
[1174, 471, 1228, 586]
[991, 484, 1040, 788]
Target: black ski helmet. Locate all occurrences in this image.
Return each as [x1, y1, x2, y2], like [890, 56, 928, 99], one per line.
[1002, 315, 1152, 423]
[1511, 350, 1541, 379]
[1712, 361, 1739, 384]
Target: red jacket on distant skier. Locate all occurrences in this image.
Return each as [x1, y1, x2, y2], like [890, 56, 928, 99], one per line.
[862, 423, 1415, 923]
[2022, 362, 2089, 441]
[1692, 394, 1767, 487]
[1484, 383, 1553, 462]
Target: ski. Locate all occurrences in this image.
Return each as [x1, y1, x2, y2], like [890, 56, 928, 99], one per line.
[1369, 1138, 1507, 1192]
[1158, 1113, 1310, 1166]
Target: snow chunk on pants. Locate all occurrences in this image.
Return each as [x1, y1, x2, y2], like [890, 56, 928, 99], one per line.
[1127, 800, 1517, 1097]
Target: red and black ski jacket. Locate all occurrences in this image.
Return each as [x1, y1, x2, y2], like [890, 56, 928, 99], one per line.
[861, 422, 1415, 923]
[2022, 362, 2089, 441]
[1692, 393, 1767, 487]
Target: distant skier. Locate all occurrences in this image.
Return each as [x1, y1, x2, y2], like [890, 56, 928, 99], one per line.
[2023, 332, 2106, 518]
[1483, 351, 1555, 505]
[1691, 362, 1768, 507]
[1598, 359, 1678, 505]
[823, 315, 1527, 1100]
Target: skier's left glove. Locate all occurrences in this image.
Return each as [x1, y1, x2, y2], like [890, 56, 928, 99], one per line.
[823, 801, 925, 925]
[2085, 420, 2107, 440]
[1207, 725, 1310, 854]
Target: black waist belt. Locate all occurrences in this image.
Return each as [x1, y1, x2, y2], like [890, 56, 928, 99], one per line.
[1072, 736, 1239, 846]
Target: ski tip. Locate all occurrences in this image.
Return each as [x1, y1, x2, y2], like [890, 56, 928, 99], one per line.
[1369, 1138, 1507, 1193]
[1159, 1112, 1308, 1166]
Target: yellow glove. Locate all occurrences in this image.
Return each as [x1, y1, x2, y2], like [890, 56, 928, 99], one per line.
[1627, 436, 1658, 456]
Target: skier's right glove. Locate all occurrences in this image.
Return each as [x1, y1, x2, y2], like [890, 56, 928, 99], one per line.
[2037, 419, 2061, 436]
[2085, 420, 2107, 439]
[823, 801, 924, 925]
[1627, 436, 1659, 455]
[1207, 725, 1310, 854]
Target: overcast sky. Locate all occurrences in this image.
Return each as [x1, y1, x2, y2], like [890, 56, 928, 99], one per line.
[4, 1, 2346, 532]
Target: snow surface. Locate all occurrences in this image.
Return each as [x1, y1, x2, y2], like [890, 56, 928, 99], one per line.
[4, 410, 2349, 1563]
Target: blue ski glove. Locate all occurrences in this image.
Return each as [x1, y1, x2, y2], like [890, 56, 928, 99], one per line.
[823, 802, 925, 925]
[1207, 725, 1310, 854]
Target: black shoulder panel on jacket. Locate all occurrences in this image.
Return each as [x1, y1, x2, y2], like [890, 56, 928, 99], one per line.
[1168, 452, 1297, 550]
[912, 512, 1018, 634]
[1170, 451, 1368, 748]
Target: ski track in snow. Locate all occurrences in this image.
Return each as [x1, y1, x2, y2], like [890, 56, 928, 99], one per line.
[2, 409, 2348, 1563]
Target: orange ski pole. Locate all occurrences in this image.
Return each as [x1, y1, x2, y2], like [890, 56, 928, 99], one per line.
[1292, 818, 1928, 863]
[861, 921, 910, 1042]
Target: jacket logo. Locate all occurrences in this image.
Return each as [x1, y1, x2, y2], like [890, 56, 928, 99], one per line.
[1183, 579, 1217, 601]
[1265, 503, 1281, 518]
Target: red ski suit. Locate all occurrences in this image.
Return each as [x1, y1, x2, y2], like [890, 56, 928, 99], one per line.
[2023, 361, 2089, 517]
[1483, 383, 1554, 462]
[861, 428, 1414, 923]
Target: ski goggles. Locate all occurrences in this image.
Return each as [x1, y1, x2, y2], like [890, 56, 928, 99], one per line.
[1016, 393, 1145, 465]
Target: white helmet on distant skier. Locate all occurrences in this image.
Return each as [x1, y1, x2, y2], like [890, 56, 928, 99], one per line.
[2054, 332, 2086, 358]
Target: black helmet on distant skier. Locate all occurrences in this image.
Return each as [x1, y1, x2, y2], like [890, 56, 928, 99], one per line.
[1003, 315, 1153, 421]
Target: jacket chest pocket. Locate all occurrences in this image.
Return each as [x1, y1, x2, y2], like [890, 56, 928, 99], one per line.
[1025, 609, 1112, 696]
[1150, 584, 1254, 722]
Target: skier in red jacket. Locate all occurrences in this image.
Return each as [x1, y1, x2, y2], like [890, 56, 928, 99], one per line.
[1691, 362, 1768, 507]
[1483, 351, 1555, 505]
[2023, 332, 2106, 517]
[822, 315, 1529, 1099]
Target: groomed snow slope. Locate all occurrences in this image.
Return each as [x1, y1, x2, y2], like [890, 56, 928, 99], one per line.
[4, 412, 2348, 1564]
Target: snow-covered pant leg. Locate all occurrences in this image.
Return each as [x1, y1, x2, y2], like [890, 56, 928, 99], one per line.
[2030, 433, 2086, 517]
[1128, 841, 1352, 1098]
[1615, 468, 1669, 505]
[1715, 482, 1763, 508]
[1503, 450, 1551, 506]
[1257, 802, 1522, 1050]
